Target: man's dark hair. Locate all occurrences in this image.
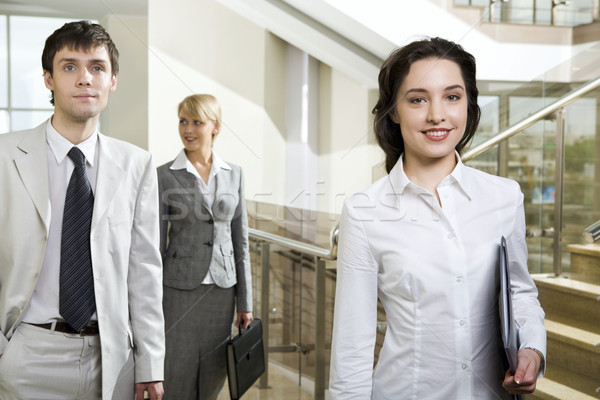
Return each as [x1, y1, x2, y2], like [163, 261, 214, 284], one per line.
[373, 37, 481, 173]
[42, 20, 119, 105]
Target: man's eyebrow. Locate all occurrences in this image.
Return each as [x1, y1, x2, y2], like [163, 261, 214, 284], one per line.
[403, 84, 465, 96]
[57, 57, 109, 64]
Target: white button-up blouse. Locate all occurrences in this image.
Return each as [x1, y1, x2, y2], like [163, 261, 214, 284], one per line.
[329, 156, 546, 400]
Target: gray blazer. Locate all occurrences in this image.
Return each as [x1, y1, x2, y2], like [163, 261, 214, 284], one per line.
[157, 160, 252, 312]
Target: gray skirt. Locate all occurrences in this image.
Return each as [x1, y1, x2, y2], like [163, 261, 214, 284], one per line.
[163, 284, 236, 400]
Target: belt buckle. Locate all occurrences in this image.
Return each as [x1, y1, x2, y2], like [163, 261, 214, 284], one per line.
[79, 321, 98, 336]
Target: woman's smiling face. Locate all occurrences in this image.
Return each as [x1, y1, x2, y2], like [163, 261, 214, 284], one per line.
[178, 111, 218, 153]
[393, 57, 468, 165]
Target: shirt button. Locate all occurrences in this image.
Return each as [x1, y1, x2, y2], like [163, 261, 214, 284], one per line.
[456, 275, 463, 282]
[462, 363, 468, 370]
[459, 320, 467, 326]
[208, 219, 214, 224]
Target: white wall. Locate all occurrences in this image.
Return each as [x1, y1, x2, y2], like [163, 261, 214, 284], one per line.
[147, 0, 378, 215]
[148, 0, 287, 206]
[285, 47, 320, 212]
[101, 16, 148, 149]
[318, 64, 383, 217]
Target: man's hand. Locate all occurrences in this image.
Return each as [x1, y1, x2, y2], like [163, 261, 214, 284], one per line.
[135, 381, 164, 400]
[502, 348, 541, 395]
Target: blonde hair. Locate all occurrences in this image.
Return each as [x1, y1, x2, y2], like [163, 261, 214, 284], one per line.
[178, 94, 222, 140]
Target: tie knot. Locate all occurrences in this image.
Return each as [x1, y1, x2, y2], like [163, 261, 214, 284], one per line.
[68, 147, 86, 167]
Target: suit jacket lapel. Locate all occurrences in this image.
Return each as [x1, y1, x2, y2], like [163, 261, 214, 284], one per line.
[212, 169, 231, 215]
[170, 168, 212, 216]
[91, 134, 125, 231]
[14, 125, 51, 232]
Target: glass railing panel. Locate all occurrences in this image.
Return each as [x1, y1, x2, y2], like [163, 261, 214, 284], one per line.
[455, 0, 597, 26]
[454, 0, 490, 6]
[561, 90, 600, 277]
[470, 38, 600, 275]
[508, 95, 559, 275]
[494, 0, 535, 25]
[551, 0, 596, 26]
[469, 95, 501, 176]
[247, 201, 338, 389]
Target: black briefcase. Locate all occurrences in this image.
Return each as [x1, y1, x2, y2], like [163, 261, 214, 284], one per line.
[226, 318, 265, 399]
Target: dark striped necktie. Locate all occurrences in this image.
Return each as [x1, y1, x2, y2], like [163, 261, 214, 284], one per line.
[59, 147, 96, 332]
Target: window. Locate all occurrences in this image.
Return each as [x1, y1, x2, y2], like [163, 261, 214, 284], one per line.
[0, 15, 79, 133]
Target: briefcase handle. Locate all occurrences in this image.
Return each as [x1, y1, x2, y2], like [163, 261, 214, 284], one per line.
[237, 319, 253, 336]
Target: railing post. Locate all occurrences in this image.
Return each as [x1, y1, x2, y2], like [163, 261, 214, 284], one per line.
[314, 258, 326, 400]
[259, 242, 271, 388]
[553, 109, 565, 276]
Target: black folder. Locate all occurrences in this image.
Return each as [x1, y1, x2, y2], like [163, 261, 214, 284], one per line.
[499, 236, 519, 373]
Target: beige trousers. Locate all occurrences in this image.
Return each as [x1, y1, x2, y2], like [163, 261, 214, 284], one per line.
[0, 322, 102, 400]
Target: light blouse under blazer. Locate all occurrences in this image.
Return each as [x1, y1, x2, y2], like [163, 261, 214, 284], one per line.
[329, 155, 546, 400]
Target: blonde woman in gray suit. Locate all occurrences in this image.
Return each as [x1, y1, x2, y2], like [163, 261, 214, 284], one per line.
[158, 94, 253, 400]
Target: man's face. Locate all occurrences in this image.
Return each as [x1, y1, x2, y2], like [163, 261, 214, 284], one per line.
[44, 45, 117, 124]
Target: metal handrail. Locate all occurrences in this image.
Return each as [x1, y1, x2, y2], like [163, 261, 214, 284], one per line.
[463, 75, 600, 162]
[248, 225, 339, 260]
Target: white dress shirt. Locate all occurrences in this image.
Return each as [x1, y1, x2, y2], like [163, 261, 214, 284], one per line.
[22, 119, 99, 324]
[170, 149, 231, 284]
[329, 155, 546, 400]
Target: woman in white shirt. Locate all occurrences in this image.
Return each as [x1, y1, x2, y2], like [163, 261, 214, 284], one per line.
[329, 37, 546, 400]
[158, 94, 253, 399]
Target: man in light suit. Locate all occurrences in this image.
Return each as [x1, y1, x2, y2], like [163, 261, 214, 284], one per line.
[0, 21, 164, 400]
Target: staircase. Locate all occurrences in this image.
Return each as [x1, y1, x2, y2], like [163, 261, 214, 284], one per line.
[528, 244, 600, 399]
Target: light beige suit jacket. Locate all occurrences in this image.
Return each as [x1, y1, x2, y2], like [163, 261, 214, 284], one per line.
[0, 121, 165, 399]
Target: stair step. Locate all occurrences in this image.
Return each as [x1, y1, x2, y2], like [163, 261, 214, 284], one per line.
[545, 319, 600, 379]
[567, 244, 600, 282]
[534, 274, 600, 299]
[527, 376, 600, 400]
[543, 362, 600, 399]
[544, 312, 600, 336]
[567, 244, 600, 258]
[565, 272, 600, 286]
[533, 274, 600, 324]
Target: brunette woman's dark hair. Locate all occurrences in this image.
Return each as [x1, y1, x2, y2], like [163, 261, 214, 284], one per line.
[373, 37, 480, 173]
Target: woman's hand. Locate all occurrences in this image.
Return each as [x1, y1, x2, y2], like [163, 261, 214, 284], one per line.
[236, 312, 253, 329]
[502, 348, 542, 395]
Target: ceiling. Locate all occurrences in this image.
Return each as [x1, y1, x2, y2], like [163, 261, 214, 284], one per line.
[0, 0, 147, 19]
